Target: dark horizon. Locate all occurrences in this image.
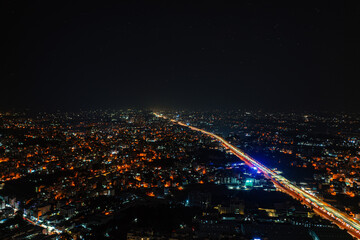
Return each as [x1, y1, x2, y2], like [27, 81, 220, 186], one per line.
[2, 1, 359, 112]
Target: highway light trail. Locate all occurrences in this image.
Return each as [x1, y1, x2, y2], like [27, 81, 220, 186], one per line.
[154, 112, 360, 239]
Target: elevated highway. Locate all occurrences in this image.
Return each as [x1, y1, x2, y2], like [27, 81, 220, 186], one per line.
[154, 112, 360, 239]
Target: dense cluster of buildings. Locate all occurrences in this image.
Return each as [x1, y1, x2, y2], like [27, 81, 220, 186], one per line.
[170, 110, 360, 221]
[0, 110, 356, 239]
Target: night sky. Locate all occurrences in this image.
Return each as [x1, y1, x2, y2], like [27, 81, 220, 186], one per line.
[2, 1, 359, 112]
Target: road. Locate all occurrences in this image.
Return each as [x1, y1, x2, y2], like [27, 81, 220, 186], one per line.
[153, 112, 360, 239]
[5, 203, 62, 235]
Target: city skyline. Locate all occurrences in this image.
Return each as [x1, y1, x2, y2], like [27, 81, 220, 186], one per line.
[1, 109, 359, 239]
[1, 1, 360, 239]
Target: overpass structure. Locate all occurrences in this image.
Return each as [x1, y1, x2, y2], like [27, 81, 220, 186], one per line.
[153, 112, 360, 239]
